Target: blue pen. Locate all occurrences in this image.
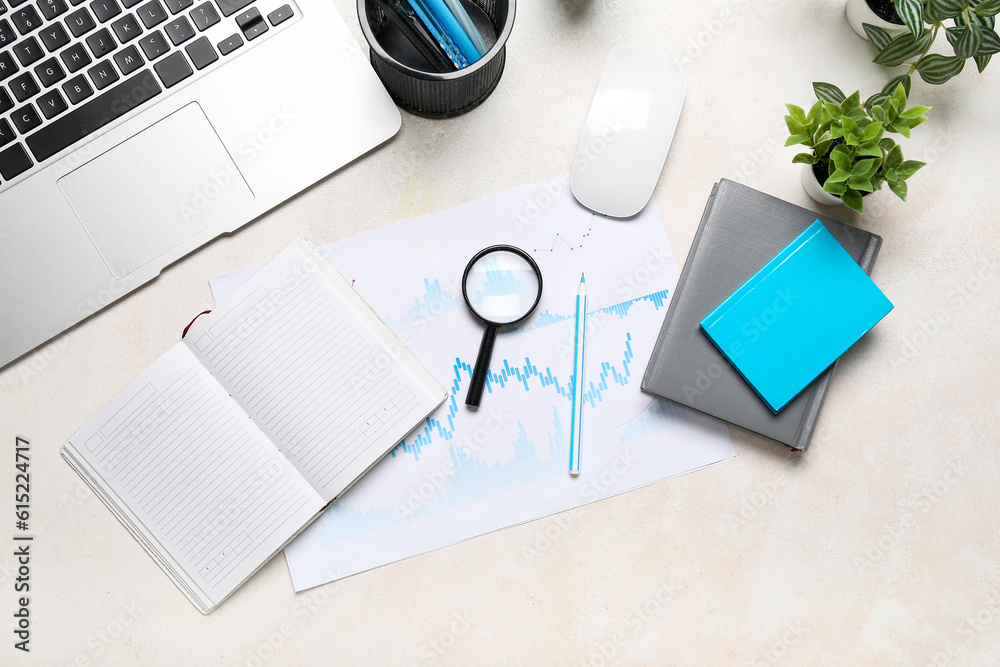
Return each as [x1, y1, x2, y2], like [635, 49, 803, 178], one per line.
[421, 0, 483, 64]
[408, 0, 469, 69]
[569, 273, 586, 475]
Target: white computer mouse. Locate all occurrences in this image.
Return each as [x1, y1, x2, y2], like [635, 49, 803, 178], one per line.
[571, 50, 686, 218]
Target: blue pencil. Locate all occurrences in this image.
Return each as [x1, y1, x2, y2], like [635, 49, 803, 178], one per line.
[569, 273, 587, 475]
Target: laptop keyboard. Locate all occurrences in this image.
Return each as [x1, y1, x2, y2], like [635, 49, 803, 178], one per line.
[0, 0, 296, 186]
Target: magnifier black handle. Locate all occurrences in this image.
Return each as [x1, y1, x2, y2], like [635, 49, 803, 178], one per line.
[466, 326, 498, 409]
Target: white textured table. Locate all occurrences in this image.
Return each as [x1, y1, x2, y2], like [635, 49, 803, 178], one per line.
[2, 0, 999, 664]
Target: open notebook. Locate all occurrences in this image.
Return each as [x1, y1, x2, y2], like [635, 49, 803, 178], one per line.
[62, 239, 447, 613]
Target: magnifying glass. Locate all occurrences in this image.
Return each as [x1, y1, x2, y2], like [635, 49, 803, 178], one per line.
[462, 245, 543, 409]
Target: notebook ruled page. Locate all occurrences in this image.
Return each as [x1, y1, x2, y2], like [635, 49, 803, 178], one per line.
[64, 344, 324, 608]
[187, 240, 441, 502]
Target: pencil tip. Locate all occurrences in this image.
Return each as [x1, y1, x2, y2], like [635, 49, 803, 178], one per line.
[580, 273, 585, 281]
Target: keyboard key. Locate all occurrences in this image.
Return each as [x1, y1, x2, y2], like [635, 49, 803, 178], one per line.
[215, 0, 249, 17]
[0, 143, 32, 179]
[0, 19, 15, 46]
[13, 35, 43, 64]
[36, 0, 68, 20]
[120, 0, 139, 6]
[65, 6, 95, 36]
[163, 14, 190, 44]
[0, 87, 13, 113]
[11, 103, 41, 132]
[266, 4, 290, 26]
[136, 0, 163, 27]
[36, 87, 66, 117]
[39, 21, 70, 51]
[9, 71, 37, 100]
[162, 0, 189, 13]
[26, 68, 160, 161]
[88, 0, 119, 22]
[85, 26, 114, 56]
[0, 118, 14, 146]
[152, 48, 187, 87]
[216, 31, 239, 55]
[241, 16, 265, 40]
[0, 0, 5, 13]
[112, 42, 140, 73]
[233, 6, 255, 27]
[187, 1, 215, 30]
[137, 28, 165, 58]
[184, 34, 214, 69]
[110, 11, 138, 41]
[59, 41, 90, 70]
[0, 50, 17, 81]
[34, 56, 64, 85]
[61, 72, 91, 102]
[68, 0, 87, 5]
[86, 57, 116, 88]
[11, 5, 41, 34]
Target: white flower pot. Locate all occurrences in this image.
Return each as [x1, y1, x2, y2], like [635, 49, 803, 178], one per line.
[801, 163, 844, 206]
[846, 0, 909, 40]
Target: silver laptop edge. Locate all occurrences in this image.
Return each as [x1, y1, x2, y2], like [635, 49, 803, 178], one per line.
[0, 0, 400, 369]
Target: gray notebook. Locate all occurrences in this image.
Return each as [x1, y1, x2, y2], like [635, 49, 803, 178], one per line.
[641, 180, 882, 450]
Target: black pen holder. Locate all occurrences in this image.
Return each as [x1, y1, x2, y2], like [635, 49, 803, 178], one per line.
[358, 0, 516, 118]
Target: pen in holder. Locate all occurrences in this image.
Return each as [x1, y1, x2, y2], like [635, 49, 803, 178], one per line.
[358, 0, 515, 118]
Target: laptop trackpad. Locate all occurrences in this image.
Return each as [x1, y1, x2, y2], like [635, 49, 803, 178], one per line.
[59, 103, 254, 279]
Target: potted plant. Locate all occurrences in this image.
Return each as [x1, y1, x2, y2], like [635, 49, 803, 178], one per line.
[847, 0, 910, 39]
[784, 82, 930, 213]
[862, 0, 1000, 86]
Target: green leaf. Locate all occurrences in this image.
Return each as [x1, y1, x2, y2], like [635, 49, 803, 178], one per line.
[785, 103, 807, 124]
[865, 93, 889, 113]
[851, 158, 877, 176]
[860, 121, 884, 142]
[885, 168, 899, 182]
[831, 145, 853, 172]
[813, 82, 847, 104]
[946, 25, 985, 58]
[785, 134, 810, 147]
[824, 180, 848, 196]
[879, 138, 897, 152]
[888, 178, 909, 200]
[916, 53, 967, 84]
[843, 90, 862, 111]
[975, 53, 993, 71]
[792, 153, 818, 165]
[886, 144, 904, 168]
[841, 116, 859, 138]
[848, 176, 876, 192]
[863, 23, 894, 50]
[978, 28, 1000, 54]
[927, 0, 969, 18]
[896, 160, 926, 178]
[900, 105, 932, 118]
[976, 0, 1000, 17]
[874, 30, 935, 66]
[894, 0, 925, 36]
[891, 123, 912, 138]
[827, 168, 851, 183]
[882, 74, 912, 97]
[856, 143, 884, 158]
[842, 189, 865, 213]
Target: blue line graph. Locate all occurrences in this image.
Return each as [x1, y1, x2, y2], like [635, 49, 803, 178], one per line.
[523, 288, 670, 332]
[394, 332, 636, 462]
[385, 278, 462, 329]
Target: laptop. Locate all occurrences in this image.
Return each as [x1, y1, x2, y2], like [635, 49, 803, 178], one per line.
[0, 0, 401, 369]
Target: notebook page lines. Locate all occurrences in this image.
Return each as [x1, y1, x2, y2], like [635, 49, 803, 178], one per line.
[73, 357, 317, 594]
[193, 268, 418, 495]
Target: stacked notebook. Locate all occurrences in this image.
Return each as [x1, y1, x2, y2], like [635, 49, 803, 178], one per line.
[641, 180, 884, 450]
[62, 240, 447, 613]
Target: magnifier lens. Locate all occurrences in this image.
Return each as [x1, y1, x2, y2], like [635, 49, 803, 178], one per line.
[464, 250, 541, 325]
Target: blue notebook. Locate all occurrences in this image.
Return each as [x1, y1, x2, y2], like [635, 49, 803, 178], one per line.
[699, 220, 893, 413]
